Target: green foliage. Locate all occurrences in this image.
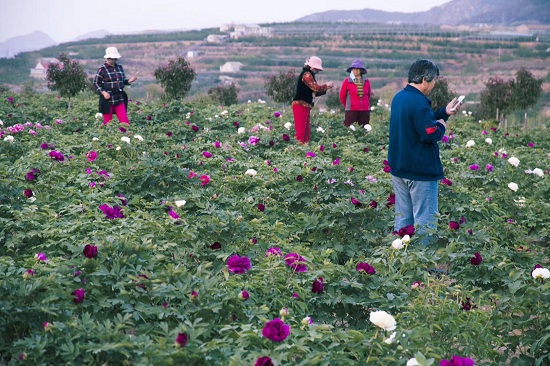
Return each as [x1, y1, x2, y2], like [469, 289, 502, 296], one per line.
[478, 76, 514, 120]
[430, 76, 455, 111]
[264, 68, 297, 105]
[0, 91, 549, 365]
[511, 67, 543, 111]
[207, 83, 239, 106]
[46, 53, 87, 109]
[154, 57, 196, 101]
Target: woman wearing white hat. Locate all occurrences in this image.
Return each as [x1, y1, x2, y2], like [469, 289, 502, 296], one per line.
[93, 47, 138, 124]
[291, 56, 333, 144]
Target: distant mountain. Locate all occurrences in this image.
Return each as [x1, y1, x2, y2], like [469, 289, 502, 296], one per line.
[296, 0, 550, 25]
[0, 31, 56, 58]
[72, 29, 111, 42]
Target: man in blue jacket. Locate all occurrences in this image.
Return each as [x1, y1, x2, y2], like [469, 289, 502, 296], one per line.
[388, 59, 461, 245]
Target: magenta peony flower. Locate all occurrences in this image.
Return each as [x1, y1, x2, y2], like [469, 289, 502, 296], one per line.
[36, 252, 47, 262]
[199, 174, 210, 186]
[273, 111, 281, 118]
[449, 221, 460, 230]
[386, 193, 396, 208]
[369, 200, 378, 209]
[282, 133, 290, 141]
[440, 355, 474, 366]
[190, 290, 199, 299]
[86, 151, 97, 162]
[48, 150, 65, 162]
[470, 252, 483, 265]
[248, 136, 260, 145]
[83, 244, 98, 259]
[192, 125, 199, 132]
[441, 135, 449, 143]
[168, 210, 180, 219]
[214, 141, 221, 148]
[284, 252, 308, 272]
[98, 204, 124, 219]
[202, 151, 212, 158]
[255, 356, 274, 366]
[227, 254, 251, 274]
[25, 168, 40, 181]
[175, 332, 188, 347]
[233, 121, 240, 127]
[239, 290, 250, 301]
[71, 288, 85, 303]
[257, 203, 265, 212]
[333, 157, 340, 165]
[397, 224, 415, 237]
[262, 318, 290, 342]
[23, 189, 33, 198]
[527, 142, 535, 147]
[469, 164, 479, 170]
[266, 247, 282, 257]
[351, 197, 362, 207]
[311, 277, 324, 293]
[356, 262, 376, 275]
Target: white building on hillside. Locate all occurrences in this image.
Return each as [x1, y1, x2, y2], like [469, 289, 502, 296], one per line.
[30, 58, 59, 79]
[220, 62, 243, 73]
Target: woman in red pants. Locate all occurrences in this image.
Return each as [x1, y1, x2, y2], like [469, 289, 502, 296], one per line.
[291, 56, 333, 144]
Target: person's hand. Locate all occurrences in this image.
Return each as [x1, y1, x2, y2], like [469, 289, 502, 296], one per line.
[102, 91, 110, 100]
[128, 76, 138, 84]
[446, 97, 461, 115]
[326, 82, 334, 89]
[437, 119, 447, 128]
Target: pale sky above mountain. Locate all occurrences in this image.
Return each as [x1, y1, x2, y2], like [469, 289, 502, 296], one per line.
[0, 0, 451, 43]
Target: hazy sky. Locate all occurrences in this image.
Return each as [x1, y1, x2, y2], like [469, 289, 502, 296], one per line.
[0, 0, 452, 43]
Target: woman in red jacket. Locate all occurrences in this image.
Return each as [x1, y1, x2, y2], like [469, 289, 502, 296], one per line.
[339, 60, 371, 128]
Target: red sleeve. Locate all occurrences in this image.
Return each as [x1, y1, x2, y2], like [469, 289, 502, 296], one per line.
[302, 71, 329, 93]
[339, 79, 348, 106]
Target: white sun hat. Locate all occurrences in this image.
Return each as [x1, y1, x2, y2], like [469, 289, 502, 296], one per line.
[305, 56, 323, 70]
[104, 47, 122, 59]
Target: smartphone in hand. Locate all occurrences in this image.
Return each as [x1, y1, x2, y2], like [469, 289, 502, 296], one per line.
[451, 95, 465, 112]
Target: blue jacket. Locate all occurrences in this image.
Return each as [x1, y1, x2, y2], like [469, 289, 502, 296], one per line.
[388, 85, 448, 181]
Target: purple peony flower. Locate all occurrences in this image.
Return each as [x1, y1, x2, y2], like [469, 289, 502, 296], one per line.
[202, 151, 212, 158]
[284, 253, 308, 272]
[175, 332, 188, 347]
[168, 210, 180, 219]
[255, 356, 274, 366]
[306, 151, 316, 158]
[356, 262, 376, 275]
[98, 204, 124, 219]
[26, 168, 40, 181]
[36, 252, 47, 262]
[23, 189, 33, 198]
[83, 244, 98, 259]
[440, 355, 475, 366]
[273, 111, 281, 118]
[86, 151, 97, 162]
[449, 221, 460, 230]
[351, 197, 362, 207]
[227, 254, 251, 274]
[71, 288, 85, 303]
[486, 164, 494, 172]
[266, 247, 282, 257]
[469, 164, 479, 170]
[257, 203, 265, 212]
[470, 252, 483, 265]
[311, 277, 324, 293]
[48, 150, 65, 162]
[262, 318, 290, 342]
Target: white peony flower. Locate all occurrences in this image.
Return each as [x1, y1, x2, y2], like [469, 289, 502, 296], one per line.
[116, 146, 121, 151]
[316, 126, 325, 133]
[95, 113, 103, 119]
[4, 135, 14, 143]
[284, 122, 292, 130]
[391, 238, 404, 249]
[508, 182, 518, 192]
[466, 140, 475, 147]
[532, 267, 550, 279]
[175, 200, 186, 208]
[237, 127, 246, 134]
[134, 135, 144, 141]
[407, 358, 421, 366]
[0, 119, 3, 125]
[92, 137, 99, 141]
[121, 136, 131, 144]
[369, 310, 396, 331]
[532, 168, 544, 177]
[485, 138, 492, 145]
[384, 332, 397, 344]
[508, 157, 520, 167]
[402, 235, 411, 244]
[364, 124, 372, 132]
[245, 169, 257, 176]
[349, 125, 356, 131]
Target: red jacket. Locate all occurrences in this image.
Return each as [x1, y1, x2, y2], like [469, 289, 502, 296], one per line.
[340, 77, 371, 111]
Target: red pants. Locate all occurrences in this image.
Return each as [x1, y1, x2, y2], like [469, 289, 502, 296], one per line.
[103, 103, 129, 124]
[292, 104, 311, 143]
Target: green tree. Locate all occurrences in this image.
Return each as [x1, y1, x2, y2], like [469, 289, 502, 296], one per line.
[429, 76, 455, 111]
[510, 67, 543, 129]
[208, 83, 239, 106]
[46, 53, 87, 111]
[264, 69, 297, 106]
[154, 57, 196, 101]
[478, 77, 514, 126]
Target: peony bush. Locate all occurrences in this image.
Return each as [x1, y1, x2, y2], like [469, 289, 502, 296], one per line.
[0, 91, 549, 365]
